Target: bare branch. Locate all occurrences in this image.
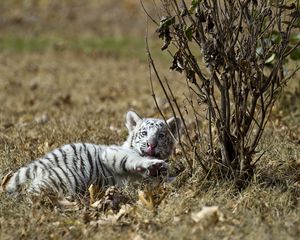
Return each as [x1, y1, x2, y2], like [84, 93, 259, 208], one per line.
[147, 0, 300, 186]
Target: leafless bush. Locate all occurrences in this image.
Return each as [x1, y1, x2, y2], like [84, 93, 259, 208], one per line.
[143, 0, 300, 187]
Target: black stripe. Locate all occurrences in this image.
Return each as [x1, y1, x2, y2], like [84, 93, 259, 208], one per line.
[70, 143, 78, 156]
[71, 165, 86, 190]
[103, 164, 115, 185]
[25, 167, 31, 179]
[109, 146, 119, 152]
[46, 176, 61, 192]
[44, 156, 52, 161]
[73, 145, 88, 192]
[38, 160, 48, 169]
[96, 153, 109, 185]
[41, 168, 46, 175]
[93, 147, 115, 186]
[95, 147, 108, 188]
[93, 153, 104, 187]
[100, 150, 116, 185]
[14, 172, 20, 186]
[67, 167, 81, 193]
[93, 147, 102, 187]
[43, 156, 55, 167]
[58, 166, 73, 191]
[103, 149, 107, 160]
[33, 164, 38, 175]
[51, 152, 60, 167]
[120, 156, 128, 172]
[85, 144, 94, 182]
[82, 143, 87, 153]
[40, 180, 52, 192]
[101, 149, 118, 184]
[70, 144, 80, 171]
[56, 148, 75, 190]
[79, 144, 87, 180]
[49, 169, 67, 191]
[112, 155, 117, 171]
[96, 153, 107, 177]
[58, 148, 68, 166]
[130, 135, 134, 148]
[96, 175, 104, 188]
[134, 133, 139, 143]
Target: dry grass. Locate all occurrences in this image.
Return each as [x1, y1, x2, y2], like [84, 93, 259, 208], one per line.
[0, 1, 300, 239]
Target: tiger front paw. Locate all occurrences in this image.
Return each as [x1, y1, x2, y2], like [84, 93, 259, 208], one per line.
[136, 159, 168, 177]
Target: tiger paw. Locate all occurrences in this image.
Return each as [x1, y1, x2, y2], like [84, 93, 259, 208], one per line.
[136, 160, 168, 177]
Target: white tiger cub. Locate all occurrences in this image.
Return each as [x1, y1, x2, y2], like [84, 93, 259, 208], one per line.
[2, 111, 181, 196]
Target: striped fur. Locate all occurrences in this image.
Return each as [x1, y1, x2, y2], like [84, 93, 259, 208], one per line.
[3, 111, 181, 196]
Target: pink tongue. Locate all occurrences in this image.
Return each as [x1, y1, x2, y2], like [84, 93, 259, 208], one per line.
[146, 147, 156, 156]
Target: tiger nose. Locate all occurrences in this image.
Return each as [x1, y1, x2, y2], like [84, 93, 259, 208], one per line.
[147, 140, 158, 149]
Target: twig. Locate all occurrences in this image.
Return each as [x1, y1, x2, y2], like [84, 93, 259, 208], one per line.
[146, 30, 194, 172]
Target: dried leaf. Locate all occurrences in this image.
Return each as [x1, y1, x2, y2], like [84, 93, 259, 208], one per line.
[170, 51, 184, 72]
[90, 186, 130, 212]
[206, 15, 214, 32]
[89, 184, 104, 205]
[0, 171, 13, 193]
[114, 204, 133, 221]
[265, 53, 276, 63]
[89, 204, 132, 226]
[137, 184, 167, 210]
[90, 214, 117, 226]
[157, 16, 175, 51]
[109, 125, 121, 133]
[132, 235, 144, 240]
[191, 206, 223, 229]
[35, 113, 49, 124]
[38, 141, 50, 155]
[57, 198, 79, 209]
[138, 190, 153, 209]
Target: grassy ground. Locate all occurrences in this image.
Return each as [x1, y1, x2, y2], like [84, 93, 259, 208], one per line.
[0, 1, 300, 239]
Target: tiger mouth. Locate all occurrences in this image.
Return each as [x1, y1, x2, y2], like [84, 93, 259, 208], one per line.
[141, 150, 160, 158]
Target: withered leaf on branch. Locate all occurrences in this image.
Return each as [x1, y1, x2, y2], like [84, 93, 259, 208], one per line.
[186, 69, 196, 83]
[156, 16, 175, 50]
[251, 0, 258, 6]
[206, 15, 214, 33]
[185, 26, 194, 41]
[290, 10, 300, 18]
[196, 10, 206, 23]
[170, 51, 184, 72]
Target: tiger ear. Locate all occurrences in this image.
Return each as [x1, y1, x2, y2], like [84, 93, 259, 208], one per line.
[126, 111, 142, 131]
[167, 117, 182, 139]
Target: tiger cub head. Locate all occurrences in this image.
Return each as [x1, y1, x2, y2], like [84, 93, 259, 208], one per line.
[123, 111, 182, 159]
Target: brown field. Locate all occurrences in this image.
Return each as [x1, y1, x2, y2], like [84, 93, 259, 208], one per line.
[0, 1, 300, 239]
